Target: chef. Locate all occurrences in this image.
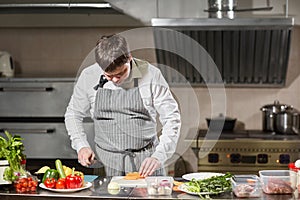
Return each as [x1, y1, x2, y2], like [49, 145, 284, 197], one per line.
[65, 34, 181, 177]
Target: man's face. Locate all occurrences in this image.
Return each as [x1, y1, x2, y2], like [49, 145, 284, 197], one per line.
[104, 61, 131, 85]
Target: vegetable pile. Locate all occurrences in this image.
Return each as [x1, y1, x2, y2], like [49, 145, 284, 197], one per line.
[0, 131, 26, 182]
[41, 159, 84, 189]
[14, 177, 38, 193]
[185, 173, 233, 196]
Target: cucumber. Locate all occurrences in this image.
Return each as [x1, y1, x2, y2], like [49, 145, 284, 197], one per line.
[55, 159, 66, 178]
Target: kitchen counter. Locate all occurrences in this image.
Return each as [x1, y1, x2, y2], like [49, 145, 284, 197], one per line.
[0, 176, 298, 200]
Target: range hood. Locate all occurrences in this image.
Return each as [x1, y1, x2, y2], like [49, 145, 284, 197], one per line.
[151, 17, 294, 87]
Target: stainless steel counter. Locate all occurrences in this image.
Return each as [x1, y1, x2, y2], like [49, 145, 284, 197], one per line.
[0, 176, 298, 199]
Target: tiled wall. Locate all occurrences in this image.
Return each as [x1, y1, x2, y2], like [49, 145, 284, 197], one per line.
[0, 26, 299, 131]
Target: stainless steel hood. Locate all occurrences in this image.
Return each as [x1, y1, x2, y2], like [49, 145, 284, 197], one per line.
[151, 17, 294, 87]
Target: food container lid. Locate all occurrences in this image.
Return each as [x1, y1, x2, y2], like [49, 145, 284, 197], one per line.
[260, 100, 292, 112]
[289, 163, 300, 172]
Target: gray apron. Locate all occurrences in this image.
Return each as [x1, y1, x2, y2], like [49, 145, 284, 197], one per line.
[93, 75, 165, 176]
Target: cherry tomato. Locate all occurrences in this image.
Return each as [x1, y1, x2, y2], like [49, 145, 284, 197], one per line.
[31, 186, 37, 192]
[21, 187, 26, 193]
[44, 177, 57, 188]
[55, 178, 66, 189]
[32, 181, 38, 187]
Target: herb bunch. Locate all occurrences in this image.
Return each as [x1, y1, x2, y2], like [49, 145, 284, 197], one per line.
[186, 172, 233, 198]
[0, 131, 26, 182]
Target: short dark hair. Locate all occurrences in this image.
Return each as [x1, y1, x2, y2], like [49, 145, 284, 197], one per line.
[95, 34, 131, 72]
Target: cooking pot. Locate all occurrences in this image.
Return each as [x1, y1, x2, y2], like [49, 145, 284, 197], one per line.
[274, 108, 300, 134]
[260, 100, 291, 132]
[206, 113, 236, 131]
[207, 0, 237, 19]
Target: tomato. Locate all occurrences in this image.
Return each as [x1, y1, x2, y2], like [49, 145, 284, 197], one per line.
[21, 187, 26, 193]
[55, 178, 66, 189]
[30, 186, 37, 192]
[16, 183, 22, 189]
[22, 181, 28, 188]
[44, 177, 57, 188]
[32, 181, 38, 187]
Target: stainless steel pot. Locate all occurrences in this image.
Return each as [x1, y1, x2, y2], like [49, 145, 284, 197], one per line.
[274, 108, 300, 134]
[260, 100, 291, 132]
[207, 0, 237, 19]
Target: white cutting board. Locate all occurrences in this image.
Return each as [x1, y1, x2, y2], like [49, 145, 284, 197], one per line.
[110, 176, 147, 188]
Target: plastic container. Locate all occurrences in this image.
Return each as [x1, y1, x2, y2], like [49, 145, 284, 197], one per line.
[289, 162, 300, 192]
[145, 176, 173, 196]
[0, 160, 11, 185]
[231, 175, 261, 198]
[259, 170, 297, 194]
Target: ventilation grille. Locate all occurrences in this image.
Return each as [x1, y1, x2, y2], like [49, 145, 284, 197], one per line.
[153, 28, 292, 87]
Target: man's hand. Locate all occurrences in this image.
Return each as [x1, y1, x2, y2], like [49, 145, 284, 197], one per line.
[139, 157, 161, 177]
[78, 147, 95, 167]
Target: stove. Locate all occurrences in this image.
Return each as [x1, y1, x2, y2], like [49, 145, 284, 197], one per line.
[188, 129, 300, 174]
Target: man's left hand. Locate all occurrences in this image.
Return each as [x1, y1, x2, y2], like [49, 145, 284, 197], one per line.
[139, 157, 161, 177]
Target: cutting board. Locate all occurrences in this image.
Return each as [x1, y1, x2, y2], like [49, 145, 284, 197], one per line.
[110, 176, 147, 188]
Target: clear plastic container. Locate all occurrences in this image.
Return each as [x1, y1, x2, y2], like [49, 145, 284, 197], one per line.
[259, 170, 297, 194]
[231, 175, 261, 198]
[145, 176, 173, 196]
[289, 162, 300, 192]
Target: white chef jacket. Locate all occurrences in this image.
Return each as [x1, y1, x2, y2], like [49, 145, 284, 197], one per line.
[65, 58, 181, 164]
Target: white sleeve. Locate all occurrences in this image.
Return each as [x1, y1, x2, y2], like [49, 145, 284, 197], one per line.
[150, 70, 181, 164]
[64, 71, 92, 152]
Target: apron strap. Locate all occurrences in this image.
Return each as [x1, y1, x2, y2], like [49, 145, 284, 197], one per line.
[94, 75, 108, 90]
[134, 78, 138, 87]
[96, 138, 154, 175]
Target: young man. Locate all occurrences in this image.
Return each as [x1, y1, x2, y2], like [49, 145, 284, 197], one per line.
[65, 34, 181, 177]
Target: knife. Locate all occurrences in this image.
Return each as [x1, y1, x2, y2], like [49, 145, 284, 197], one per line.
[86, 159, 104, 168]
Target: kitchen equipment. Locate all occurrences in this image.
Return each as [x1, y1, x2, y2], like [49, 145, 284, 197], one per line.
[259, 170, 297, 194]
[189, 129, 300, 174]
[0, 51, 14, 77]
[0, 78, 96, 175]
[207, 0, 237, 19]
[206, 0, 273, 19]
[260, 100, 291, 132]
[206, 113, 236, 131]
[274, 108, 300, 134]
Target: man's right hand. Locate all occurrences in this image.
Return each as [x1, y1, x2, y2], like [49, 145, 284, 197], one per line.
[78, 147, 95, 167]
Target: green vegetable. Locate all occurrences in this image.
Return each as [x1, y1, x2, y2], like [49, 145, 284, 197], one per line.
[186, 173, 233, 199]
[55, 159, 66, 178]
[0, 131, 26, 182]
[42, 169, 59, 183]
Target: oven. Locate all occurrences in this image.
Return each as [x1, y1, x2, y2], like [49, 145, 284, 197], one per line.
[0, 78, 96, 174]
[189, 130, 300, 174]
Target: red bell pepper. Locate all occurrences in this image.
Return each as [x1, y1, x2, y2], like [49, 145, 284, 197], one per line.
[65, 168, 83, 189]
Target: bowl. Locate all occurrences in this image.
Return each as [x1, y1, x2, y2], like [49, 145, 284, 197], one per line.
[231, 175, 261, 197]
[259, 170, 297, 194]
[145, 176, 173, 196]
